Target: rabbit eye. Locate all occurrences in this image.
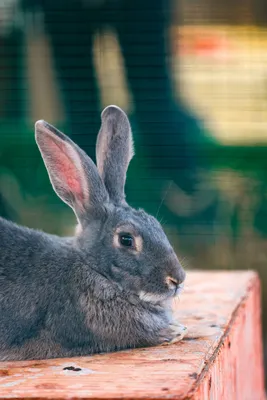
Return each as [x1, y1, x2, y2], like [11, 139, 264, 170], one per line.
[119, 233, 134, 247]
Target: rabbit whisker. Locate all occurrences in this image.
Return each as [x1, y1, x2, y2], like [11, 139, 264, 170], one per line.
[156, 180, 173, 218]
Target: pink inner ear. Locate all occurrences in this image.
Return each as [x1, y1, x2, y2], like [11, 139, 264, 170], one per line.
[56, 153, 83, 197]
[44, 134, 88, 206]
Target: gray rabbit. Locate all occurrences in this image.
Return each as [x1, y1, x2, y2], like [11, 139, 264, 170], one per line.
[0, 105, 187, 361]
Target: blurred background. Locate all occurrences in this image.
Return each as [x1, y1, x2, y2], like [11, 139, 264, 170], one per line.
[1, 0, 267, 381]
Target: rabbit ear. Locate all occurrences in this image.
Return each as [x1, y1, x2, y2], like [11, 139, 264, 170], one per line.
[96, 105, 134, 204]
[35, 120, 109, 223]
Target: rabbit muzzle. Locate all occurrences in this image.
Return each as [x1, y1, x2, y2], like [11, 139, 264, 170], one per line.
[165, 255, 186, 289]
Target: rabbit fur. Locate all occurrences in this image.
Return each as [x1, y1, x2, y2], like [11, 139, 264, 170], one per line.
[0, 105, 186, 361]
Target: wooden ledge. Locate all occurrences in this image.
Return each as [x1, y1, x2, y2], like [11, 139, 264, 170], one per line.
[0, 271, 264, 400]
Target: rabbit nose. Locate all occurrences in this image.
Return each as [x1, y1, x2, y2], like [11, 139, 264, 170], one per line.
[165, 254, 186, 288]
[166, 271, 185, 289]
[166, 276, 179, 289]
[166, 260, 186, 289]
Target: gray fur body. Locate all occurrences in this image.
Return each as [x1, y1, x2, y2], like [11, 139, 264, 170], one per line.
[0, 106, 186, 361]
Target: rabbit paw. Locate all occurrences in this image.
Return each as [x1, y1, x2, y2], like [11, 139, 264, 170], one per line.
[159, 321, 188, 345]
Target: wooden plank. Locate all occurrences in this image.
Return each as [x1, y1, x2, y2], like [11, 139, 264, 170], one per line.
[0, 271, 264, 400]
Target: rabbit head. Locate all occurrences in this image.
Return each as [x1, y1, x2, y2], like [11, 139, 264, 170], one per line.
[35, 105, 186, 305]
